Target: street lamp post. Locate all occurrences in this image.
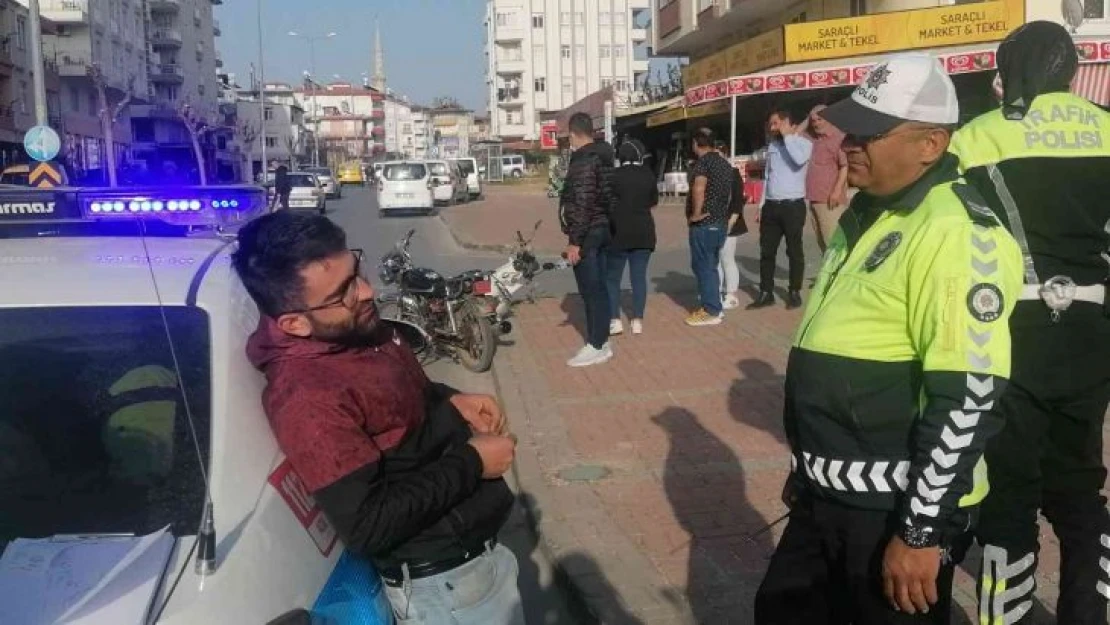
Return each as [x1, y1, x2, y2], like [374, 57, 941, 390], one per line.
[257, 0, 267, 179]
[288, 30, 336, 168]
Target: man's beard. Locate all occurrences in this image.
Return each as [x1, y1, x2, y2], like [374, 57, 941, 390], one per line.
[310, 301, 386, 347]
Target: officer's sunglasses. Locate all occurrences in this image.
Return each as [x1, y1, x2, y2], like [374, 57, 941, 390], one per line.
[286, 249, 366, 314]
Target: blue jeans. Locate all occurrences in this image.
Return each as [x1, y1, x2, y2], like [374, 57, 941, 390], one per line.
[606, 248, 652, 320]
[572, 227, 611, 349]
[689, 226, 726, 315]
[383, 543, 525, 625]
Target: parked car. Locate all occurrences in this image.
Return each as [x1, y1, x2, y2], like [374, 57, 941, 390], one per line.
[449, 157, 482, 199]
[376, 161, 434, 216]
[425, 160, 468, 206]
[337, 162, 365, 186]
[303, 167, 340, 199]
[501, 154, 525, 178]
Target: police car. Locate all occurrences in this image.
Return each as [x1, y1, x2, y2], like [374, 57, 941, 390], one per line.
[0, 185, 392, 624]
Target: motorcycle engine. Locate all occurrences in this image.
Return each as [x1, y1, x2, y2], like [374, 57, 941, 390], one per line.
[379, 254, 403, 284]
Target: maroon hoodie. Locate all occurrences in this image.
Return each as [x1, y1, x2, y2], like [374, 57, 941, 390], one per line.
[246, 318, 513, 567]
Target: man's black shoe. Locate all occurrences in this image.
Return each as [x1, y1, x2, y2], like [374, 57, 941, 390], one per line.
[786, 291, 803, 309]
[746, 292, 775, 310]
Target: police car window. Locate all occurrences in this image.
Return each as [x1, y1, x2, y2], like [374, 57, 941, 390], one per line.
[384, 164, 427, 181]
[0, 306, 211, 549]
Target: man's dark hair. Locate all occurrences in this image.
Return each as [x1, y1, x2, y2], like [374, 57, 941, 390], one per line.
[568, 112, 593, 138]
[769, 107, 800, 124]
[713, 139, 728, 152]
[231, 211, 348, 317]
[692, 127, 715, 149]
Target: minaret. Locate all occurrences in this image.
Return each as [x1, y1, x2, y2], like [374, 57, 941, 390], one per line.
[372, 19, 386, 93]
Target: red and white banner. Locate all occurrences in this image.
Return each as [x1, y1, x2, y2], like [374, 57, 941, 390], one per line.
[268, 460, 339, 557]
[686, 40, 1110, 107]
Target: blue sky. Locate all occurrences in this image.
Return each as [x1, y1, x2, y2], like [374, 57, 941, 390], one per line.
[218, 0, 490, 111]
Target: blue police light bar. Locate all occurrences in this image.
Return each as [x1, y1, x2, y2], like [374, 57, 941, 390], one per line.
[78, 185, 267, 228]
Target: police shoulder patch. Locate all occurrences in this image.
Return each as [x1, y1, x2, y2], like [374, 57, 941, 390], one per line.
[967, 283, 1005, 322]
[951, 182, 1000, 227]
[864, 231, 903, 271]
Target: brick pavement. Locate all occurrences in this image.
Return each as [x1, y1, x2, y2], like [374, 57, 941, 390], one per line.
[495, 288, 1078, 624]
[441, 187, 692, 254]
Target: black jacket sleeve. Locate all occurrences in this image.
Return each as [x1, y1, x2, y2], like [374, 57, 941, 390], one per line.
[314, 443, 484, 558]
[560, 153, 601, 246]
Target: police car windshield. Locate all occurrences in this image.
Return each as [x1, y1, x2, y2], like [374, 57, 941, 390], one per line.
[0, 306, 211, 549]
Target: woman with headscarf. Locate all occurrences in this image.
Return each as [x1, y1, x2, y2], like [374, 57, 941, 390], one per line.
[606, 139, 657, 336]
[949, 21, 1110, 625]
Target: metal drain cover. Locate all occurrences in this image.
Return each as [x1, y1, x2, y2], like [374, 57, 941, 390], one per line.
[557, 464, 611, 483]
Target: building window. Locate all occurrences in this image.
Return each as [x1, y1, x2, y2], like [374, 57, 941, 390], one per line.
[561, 77, 572, 93]
[599, 12, 610, 25]
[534, 77, 546, 92]
[600, 78, 613, 89]
[615, 79, 629, 92]
[849, 0, 867, 17]
[599, 45, 610, 58]
[575, 44, 584, 60]
[614, 45, 625, 58]
[507, 110, 523, 124]
[264, 106, 273, 121]
[532, 13, 544, 28]
[495, 12, 513, 26]
[560, 45, 570, 59]
[15, 16, 26, 50]
[197, 84, 205, 96]
[265, 136, 277, 148]
[69, 85, 80, 112]
[1083, 0, 1107, 19]
[87, 91, 96, 116]
[614, 12, 626, 26]
[560, 11, 570, 25]
[533, 44, 544, 60]
[574, 12, 584, 25]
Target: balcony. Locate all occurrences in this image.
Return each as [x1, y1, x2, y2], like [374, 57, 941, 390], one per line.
[371, 109, 385, 120]
[215, 51, 223, 68]
[657, 0, 783, 57]
[150, 29, 183, 48]
[213, 20, 221, 36]
[42, 0, 88, 24]
[494, 27, 525, 43]
[632, 58, 650, 73]
[631, 27, 649, 42]
[57, 55, 90, 77]
[150, 64, 184, 84]
[495, 58, 526, 74]
[149, 0, 180, 14]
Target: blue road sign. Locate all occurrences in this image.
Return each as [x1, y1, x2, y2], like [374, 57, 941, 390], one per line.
[24, 125, 61, 162]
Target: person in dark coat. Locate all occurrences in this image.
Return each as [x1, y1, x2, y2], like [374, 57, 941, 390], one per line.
[273, 164, 292, 211]
[605, 139, 658, 336]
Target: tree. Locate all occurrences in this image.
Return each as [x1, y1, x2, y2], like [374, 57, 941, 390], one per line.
[431, 96, 462, 110]
[87, 64, 134, 187]
[237, 121, 259, 182]
[177, 101, 226, 185]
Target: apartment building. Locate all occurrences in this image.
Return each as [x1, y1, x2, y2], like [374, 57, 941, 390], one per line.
[409, 106, 429, 160]
[0, 1, 63, 168]
[292, 82, 382, 165]
[484, 0, 652, 142]
[39, 0, 222, 179]
[427, 104, 474, 159]
[233, 81, 310, 177]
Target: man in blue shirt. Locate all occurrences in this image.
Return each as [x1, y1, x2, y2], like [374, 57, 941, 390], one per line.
[748, 108, 813, 310]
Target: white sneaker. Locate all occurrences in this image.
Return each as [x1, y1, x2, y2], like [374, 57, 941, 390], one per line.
[567, 344, 613, 367]
[609, 319, 624, 336]
[723, 294, 741, 310]
[630, 319, 643, 335]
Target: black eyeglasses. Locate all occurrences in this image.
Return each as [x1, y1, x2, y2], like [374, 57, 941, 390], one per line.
[286, 249, 365, 314]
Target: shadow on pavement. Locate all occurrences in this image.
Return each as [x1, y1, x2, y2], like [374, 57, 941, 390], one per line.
[508, 492, 637, 625]
[648, 270, 700, 311]
[654, 406, 771, 624]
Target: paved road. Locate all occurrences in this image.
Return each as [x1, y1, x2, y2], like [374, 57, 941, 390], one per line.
[324, 185, 590, 625]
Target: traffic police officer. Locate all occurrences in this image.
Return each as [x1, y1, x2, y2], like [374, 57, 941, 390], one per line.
[949, 22, 1110, 625]
[755, 53, 1024, 624]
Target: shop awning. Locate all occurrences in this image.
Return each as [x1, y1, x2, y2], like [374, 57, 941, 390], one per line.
[1072, 62, 1110, 107]
[685, 38, 1110, 107]
[646, 100, 732, 128]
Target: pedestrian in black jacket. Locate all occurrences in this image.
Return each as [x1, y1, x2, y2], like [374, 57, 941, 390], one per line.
[273, 164, 292, 211]
[560, 112, 615, 367]
[606, 139, 658, 337]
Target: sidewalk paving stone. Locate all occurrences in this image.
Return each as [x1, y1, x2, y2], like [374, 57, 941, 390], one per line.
[495, 288, 1081, 624]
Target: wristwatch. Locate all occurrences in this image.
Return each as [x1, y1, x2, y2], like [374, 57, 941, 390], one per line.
[898, 521, 941, 549]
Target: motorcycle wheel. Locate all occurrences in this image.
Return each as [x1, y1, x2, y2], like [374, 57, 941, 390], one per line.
[455, 299, 497, 373]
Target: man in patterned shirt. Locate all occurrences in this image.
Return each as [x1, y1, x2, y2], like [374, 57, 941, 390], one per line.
[685, 128, 735, 326]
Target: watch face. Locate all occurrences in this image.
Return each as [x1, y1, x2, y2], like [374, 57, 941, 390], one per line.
[900, 523, 940, 548]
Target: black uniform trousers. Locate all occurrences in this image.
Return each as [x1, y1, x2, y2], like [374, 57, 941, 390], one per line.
[756, 493, 972, 625]
[976, 302, 1110, 625]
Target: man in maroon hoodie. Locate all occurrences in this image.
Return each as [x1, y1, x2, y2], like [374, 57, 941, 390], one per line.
[232, 211, 523, 624]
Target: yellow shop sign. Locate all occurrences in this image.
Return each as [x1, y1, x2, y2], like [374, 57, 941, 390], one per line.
[784, 0, 1025, 63]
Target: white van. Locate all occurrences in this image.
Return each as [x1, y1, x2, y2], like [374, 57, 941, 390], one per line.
[449, 157, 482, 199]
[376, 161, 435, 216]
